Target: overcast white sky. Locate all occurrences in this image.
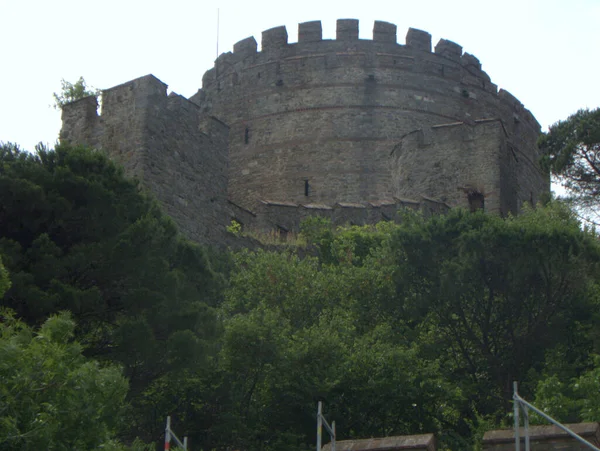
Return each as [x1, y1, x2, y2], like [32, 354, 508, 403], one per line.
[1, 0, 599, 151]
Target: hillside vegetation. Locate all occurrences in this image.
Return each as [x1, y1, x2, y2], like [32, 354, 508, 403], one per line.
[1, 143, 600, 450]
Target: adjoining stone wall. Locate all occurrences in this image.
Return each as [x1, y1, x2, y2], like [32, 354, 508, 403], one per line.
[390, 119, 546, 216]
[60, 75, 232, 245]
[193, 19, 546, 214]
[243, 197, 449, 234]
[321, 433, 436, 451]
[483, 423, 600, 451]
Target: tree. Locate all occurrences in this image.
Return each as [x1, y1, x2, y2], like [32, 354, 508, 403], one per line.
[534, 354, 600, 424]
[0, 142, 223, 443]
[0, 310, 128, 450]
[539, 107, 600, 221]
[52, 76, 99, 109]
[389, 204, 600, 416]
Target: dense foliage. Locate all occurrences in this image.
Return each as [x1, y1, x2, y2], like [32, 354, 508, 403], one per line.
[2, 142, 600, 450]
[0, 310, 128, 450]
[539, 107, 600, 221]
[0, 142, 222, 445]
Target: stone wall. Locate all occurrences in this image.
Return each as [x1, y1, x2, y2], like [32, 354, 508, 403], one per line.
[483, 423, 600, 451]
[390, 119, 543, 215]
[60, 75, 232, 245]
[321, 433, 436, 451]
[193, 19, 547, 214]
[243, 197, 449, 234]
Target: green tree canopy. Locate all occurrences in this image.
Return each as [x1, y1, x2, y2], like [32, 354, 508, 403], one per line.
[539, 107, 600, 220]
[0, 310, 128, 450]
[389, 205, 600, 414]
[0, 142, 223, 444]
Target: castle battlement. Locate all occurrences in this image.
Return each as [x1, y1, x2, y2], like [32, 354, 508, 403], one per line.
[60, 19, 549, 247]
[197, 20, 539, 135]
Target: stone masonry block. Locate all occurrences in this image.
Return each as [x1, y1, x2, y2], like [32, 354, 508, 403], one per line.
[298, 20, 322, 43]
[233, 36, 257, 56]
[435, 39, 463, 62]
[461, 52, 481, 70]
[373, 21, 397, 43]
[262, 26, 288, 51]
[337, 19, 359, 41]
[406, 28, 431, 52]
[322, 433, 436, 451]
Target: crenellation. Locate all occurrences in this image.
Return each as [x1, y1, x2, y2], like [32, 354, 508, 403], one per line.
[461, 52, 481, 70]
[336, 19, 359, 41]
[233, 36, 258, 57]
[373, 21, 397, 43]
[298, 20, 322, 43]
[435, 39, 463, 62]
[59, 95, 99, 147]
[484, 80, 498, 94]
[261, 26, 288, 53]
[215, 51, 235, 72]
[406, 28, 432, 52]
[201, 67, 216, 88]
[498, 89, 523, 110]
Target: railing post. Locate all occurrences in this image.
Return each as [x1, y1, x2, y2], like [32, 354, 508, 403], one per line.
[513, 382, 520, 451]
[523, 404, 530, 451]
[317, 401, 322, 451]
[165, 416, 172, 451]
[332, 420, 336, 451]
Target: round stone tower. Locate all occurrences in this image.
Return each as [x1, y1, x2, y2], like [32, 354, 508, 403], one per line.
[192, 19, 547, 215]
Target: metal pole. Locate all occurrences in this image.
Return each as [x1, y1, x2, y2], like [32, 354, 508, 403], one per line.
[317, 401, 322, 451]
[332, 420, 336, 451]
[183, 436, 188, 450]
[164, 416, 171, 451]
[514, 394, 600, 451]
[523, 404, 530, 451]
[513, 382, 520, 451]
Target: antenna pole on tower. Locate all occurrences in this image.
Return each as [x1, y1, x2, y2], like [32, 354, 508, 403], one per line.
[216, 8, 220, 77]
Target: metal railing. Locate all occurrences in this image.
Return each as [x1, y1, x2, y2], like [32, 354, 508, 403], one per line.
[316, 401, 336, 451]
[164, 416, 188, 450]
[513, 381, 600, 451]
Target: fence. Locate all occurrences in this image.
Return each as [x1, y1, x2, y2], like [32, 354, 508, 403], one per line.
[164, 416, 188, 450]
[317, 401, 336, 451]
[513, 381, 600, 451]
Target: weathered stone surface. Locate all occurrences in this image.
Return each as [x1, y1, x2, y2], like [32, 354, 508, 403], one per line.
[60, 19, 549, 246]
[483, 423, 600, 451]
[322, 433, 436, 451]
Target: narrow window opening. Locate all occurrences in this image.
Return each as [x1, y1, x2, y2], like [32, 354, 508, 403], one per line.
[304, 179, 309, 197]
[276, 225, 288, 241]
[244, 127, 249, 144]
[468, 191, 485, 212]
